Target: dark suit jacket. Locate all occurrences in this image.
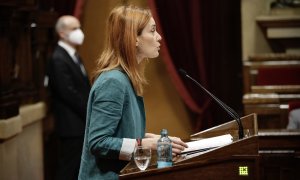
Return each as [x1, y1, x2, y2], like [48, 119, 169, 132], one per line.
[48, 45, 91, 137]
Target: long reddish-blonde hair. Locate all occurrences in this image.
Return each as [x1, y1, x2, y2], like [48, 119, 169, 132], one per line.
[93, 5, 151, 96]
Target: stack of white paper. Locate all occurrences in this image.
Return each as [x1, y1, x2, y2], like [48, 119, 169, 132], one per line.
[181, 134, 233, 154]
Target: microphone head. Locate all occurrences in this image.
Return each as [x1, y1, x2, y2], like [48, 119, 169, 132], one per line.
[178, 69, 188, 77]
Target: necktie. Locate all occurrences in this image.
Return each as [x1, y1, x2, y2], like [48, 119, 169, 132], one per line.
[74, 53, 87, 76]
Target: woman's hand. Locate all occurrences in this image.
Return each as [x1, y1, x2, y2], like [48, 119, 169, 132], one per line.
[141, 133, 188, 156]
[141, 135, 160, 150]
[169, 136, 188, 156]
[145, 133, 160, 138]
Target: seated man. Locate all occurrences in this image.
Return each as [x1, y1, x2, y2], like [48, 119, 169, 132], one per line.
[287, 108, 300, 130]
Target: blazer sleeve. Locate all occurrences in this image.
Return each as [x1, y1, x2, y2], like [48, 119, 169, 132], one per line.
[87, 78, 126, 160]
[49, 54, 88, 119]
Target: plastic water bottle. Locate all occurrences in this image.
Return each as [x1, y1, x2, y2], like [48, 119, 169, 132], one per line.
[157, 129, 173, 168]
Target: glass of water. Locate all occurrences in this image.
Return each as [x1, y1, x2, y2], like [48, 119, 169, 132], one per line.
[133, 146, 151, 171]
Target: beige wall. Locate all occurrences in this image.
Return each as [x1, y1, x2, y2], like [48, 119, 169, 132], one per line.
[242, 0, 300, 59]
[79, 0, 192, 139]
[0, 102, 46, 180]
[241, 0, 273, 61]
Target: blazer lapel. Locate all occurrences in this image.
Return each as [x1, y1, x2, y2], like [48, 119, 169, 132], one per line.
[57, 46, 89, 83]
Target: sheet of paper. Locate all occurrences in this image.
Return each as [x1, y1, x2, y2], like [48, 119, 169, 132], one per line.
[181, 134, 233, 154]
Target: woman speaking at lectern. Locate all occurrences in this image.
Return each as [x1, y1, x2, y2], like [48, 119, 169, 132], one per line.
[78, 5, 187, 180]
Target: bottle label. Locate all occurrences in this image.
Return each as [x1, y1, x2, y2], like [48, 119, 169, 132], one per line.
[157, 161, 172, 168]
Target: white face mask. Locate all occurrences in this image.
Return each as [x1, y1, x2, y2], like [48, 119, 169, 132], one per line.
[68, 29, 84, 45]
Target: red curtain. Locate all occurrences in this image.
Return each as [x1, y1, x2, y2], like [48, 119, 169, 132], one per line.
[148, 0, 213, 131]
[148, 0, 243, 131]
[73, 0, 86, 18]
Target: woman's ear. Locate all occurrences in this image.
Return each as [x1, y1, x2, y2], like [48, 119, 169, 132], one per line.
[59, 30, 67, 40]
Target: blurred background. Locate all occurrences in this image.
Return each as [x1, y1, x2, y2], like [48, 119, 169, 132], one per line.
[1, 0, 299, 179]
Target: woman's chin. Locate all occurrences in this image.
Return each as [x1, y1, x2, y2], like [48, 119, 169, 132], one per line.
[149, 52, 159, 59]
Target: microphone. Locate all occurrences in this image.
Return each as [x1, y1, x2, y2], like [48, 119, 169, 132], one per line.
[179, 69, 244, 139]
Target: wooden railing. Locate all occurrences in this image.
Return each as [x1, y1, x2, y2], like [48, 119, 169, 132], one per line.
[242, 53, 300, 129]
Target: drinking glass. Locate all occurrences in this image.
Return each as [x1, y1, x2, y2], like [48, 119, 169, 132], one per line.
[133, 146, 151, 171]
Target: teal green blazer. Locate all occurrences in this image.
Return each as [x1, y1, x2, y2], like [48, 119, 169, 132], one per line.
[78, 69, 145, 180]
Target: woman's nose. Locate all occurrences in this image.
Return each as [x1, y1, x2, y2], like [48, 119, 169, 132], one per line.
[157, 33, 162, 41]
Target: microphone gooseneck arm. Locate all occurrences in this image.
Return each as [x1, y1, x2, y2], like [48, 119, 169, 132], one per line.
[179, 69, 244, 139]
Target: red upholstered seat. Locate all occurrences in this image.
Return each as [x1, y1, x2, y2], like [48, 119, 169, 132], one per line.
[289, 101, 300, 112]
[256, 67, 300, 86]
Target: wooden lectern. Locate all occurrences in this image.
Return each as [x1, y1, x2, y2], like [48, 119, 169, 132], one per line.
[120, 114, 300, 179]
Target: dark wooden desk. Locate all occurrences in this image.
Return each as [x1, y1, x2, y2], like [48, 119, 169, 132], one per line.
[257, 129, 300, 180]
[120, 115, 300, 179]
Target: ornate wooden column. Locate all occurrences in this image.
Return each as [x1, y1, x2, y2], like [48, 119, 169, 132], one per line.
[0, 4, 20, 119]
[0, 1, 58, 119]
